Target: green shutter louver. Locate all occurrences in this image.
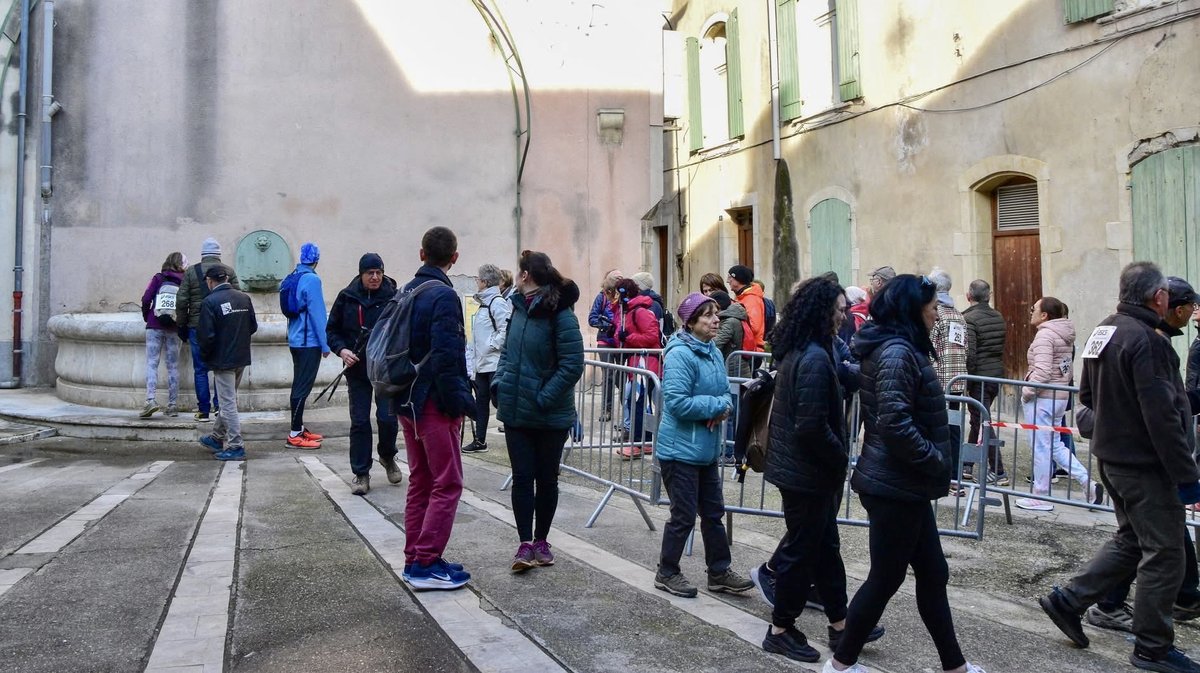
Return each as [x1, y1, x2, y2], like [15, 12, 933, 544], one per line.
[835, 0, 861, 101]
[726, 9, 744, 139]
[686, 36, 703, 152]
[776, 0, 801, 121]
[1064, 0, 1114, 23]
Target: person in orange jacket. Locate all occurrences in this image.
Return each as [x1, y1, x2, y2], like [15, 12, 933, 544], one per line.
[728, 265, 765, 351]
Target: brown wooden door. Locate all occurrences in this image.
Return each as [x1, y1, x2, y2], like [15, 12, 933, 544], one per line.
[732, 208, 754, 270]
[655, 226, 669, 300]
[993, 231, 1041, 379]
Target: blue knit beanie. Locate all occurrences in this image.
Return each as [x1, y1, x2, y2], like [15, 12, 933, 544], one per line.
[300, 242, 320, 265]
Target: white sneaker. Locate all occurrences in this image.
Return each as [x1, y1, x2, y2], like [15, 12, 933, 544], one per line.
[1015, 497, 1054, 511]
[822, 659, 869, 673]
[962, 663, 987, 673]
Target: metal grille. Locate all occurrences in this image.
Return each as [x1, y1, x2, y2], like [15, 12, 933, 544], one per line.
[996, 183, 1039, 230]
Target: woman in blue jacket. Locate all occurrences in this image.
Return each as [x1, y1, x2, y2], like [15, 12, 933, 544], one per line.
[653, 292, 754, 599]
[494, 251, 584, 572]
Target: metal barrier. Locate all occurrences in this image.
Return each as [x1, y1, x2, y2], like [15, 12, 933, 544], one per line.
[500, 354, 664, 530]
[946, 373, 1118, 523]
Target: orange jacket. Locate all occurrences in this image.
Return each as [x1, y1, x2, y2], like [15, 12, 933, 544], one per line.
[735, 283, 766, 351]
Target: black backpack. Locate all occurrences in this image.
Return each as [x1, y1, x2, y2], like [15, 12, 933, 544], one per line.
[734, 367, 776, 477]
[365, 280, 441, 405]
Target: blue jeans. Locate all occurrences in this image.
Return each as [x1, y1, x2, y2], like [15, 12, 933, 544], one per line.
[188, 331, 217, 414]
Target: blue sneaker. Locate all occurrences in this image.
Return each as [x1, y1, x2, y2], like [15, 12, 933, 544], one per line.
[750, 563, 776, 608]
[402, 563, 412, 581]
[199, 435, 223, 453]
[1130, 646, 1200, 673]
[213, 447, 245, 461]
[437, 558, 467, 577]
[406, 560, 469, 591]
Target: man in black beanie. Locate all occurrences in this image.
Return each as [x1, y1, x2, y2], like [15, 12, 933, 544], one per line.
[326, 253, 401, 495]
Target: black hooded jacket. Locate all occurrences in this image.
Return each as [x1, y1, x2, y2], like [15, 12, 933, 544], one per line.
[850, 322, 952, 502]
[326, 274, 398, 373]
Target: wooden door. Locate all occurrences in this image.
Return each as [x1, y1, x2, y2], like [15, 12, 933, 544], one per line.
[733, 208, 754, 270]
[809, 198, 852, 284]
[993, 232, 1041, 379]
[655, 226, 669, 301]
[1132, 144, 1200, 367]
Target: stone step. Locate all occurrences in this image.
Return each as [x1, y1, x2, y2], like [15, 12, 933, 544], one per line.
[0, 419, 57, 445]
[0, 388, 350, 442]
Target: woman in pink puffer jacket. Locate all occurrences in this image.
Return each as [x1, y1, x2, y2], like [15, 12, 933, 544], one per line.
[1012, 296, 1099, 511]
[1015, 297, 1100, 512]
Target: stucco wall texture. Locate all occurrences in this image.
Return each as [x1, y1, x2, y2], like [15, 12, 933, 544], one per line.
[666, 0, 1200, 345]
[0, 0, 667, 383]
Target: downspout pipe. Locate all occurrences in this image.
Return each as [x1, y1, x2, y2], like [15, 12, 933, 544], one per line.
[766, 0, 781, 160]
[38, 0, 52, 199]
[5, 0, 31, 387]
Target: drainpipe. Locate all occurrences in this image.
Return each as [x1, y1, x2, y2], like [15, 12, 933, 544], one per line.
[39, 0, 53, 200]
[4, 0, 31, 388]
[766, 0, 781, 160]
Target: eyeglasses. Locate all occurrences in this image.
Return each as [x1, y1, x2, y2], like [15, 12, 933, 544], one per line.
[1029, 305, 1040, 315]
[920, 276, 934, 287]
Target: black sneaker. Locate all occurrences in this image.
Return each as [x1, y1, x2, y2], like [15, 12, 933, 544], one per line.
[1174, 600, 1200, 622]
[461, 439, 488, 454]
[750, 564, 776, 607]
[1130, 646, 1200, 673]
[762, 626, 820, 663]
[707, 569, 754, 594]
[1039, 587, 1089, 648]
[828, 623, 885, 650]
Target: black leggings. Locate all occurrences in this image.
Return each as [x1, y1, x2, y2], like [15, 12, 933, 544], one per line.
[834, 494, 965, 671]
[472, 371, 494, 441]
[506, 426, 568, 542]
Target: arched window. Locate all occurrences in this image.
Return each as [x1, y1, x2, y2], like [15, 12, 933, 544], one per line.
[685, 12, 744, 152]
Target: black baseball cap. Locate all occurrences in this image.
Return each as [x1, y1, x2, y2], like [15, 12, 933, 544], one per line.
[204, 264, 230, 281]
[1167, 276, 1198, 308]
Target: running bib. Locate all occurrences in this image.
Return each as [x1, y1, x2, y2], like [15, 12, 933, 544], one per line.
[1081, 326, 1116, 359]
[947, 322, 967, 347]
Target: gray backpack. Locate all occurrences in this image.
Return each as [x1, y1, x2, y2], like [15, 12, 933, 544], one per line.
[365, 280, 441, 405]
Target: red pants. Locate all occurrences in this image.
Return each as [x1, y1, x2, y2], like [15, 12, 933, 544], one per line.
[399, 400, 464, 565]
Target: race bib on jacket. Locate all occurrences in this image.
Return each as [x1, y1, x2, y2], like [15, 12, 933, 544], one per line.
[1082, 326, 1116, 359]
[947, 322, 966, 347]
[1058, 357, 1071, 376]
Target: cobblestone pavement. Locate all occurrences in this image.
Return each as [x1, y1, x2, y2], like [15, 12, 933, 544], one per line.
[1, 432, 1197, 673]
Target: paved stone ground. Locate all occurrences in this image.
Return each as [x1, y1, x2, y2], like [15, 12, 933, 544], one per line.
[2, 431, 1198, 673]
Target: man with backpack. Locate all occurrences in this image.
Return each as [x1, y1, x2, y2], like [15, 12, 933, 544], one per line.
[728, 265, 766, 351]
[176, 237, 240, 422]
[326, 253, 402, 495]
[196, 264, 257, 461]
[282, 242, 331, 449]
[391, 226, 474, 590]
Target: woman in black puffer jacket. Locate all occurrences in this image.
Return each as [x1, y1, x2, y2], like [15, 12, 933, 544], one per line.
[751, 277, 885, 664]
[826, 275, 986, 673]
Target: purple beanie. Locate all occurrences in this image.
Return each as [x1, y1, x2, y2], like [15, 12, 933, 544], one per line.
[677, 292, 715, 326]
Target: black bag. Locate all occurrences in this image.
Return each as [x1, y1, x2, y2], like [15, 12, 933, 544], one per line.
[365, 280, 441, 405]
[734, 367, 776, 473]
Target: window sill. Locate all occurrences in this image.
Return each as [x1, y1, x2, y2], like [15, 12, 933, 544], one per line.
[787, 101, 854, 128]
[691, 137, 743, 158]
[1098, 0, 1195, 33]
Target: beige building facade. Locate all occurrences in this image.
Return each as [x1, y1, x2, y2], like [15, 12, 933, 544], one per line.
[0, 0, 668, 386]
[656, 0, 1200, 375]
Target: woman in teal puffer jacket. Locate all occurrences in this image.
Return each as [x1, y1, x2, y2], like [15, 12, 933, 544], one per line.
[653, 292, 754, 599]
[494, 250, 584, 572]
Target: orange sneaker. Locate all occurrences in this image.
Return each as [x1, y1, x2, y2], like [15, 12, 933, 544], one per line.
[300, 428, 323, 442]
[286, 434, 321, 449]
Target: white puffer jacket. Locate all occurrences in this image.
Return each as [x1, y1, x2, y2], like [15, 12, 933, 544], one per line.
[1023, 318, 1075, 401]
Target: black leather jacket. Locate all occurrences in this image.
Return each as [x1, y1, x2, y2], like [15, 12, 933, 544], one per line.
[197, 284, 257, 370]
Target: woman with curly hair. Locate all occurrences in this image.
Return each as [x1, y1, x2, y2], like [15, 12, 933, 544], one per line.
[750, 277, 883, 663]
[825, 275, 985, 673]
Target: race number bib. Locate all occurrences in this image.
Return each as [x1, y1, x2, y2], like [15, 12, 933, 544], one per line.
[1058, 357, 1071, 376]
[1081, 326, 1116, 359]
[947, 322, 966, 347]
[154, 293, 176, 312]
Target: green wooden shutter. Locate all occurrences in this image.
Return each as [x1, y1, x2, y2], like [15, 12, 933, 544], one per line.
[777, 0, 801, 121]
[726, 9, 744, 139]
[835, 0, 861, 101]
[686, 36, 703, 152]
[809, 199, 853, 283]
[1132, 145, 1200, 368]
[1064, 0, 1114, 24]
